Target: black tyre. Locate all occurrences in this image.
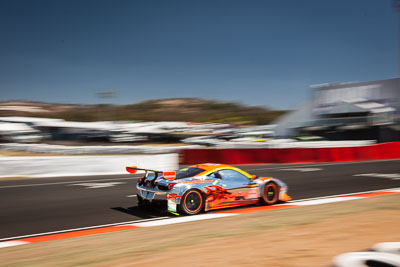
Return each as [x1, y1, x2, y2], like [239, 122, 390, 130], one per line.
[137, 195, 146, 209]
[260, 182, 279, 205]
[178, 189, 204, 215]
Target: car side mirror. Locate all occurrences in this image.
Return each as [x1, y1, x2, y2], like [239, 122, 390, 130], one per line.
[250, 175, 257, 179]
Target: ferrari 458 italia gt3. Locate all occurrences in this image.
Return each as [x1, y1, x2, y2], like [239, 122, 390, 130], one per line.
[126, 163, 291, 215]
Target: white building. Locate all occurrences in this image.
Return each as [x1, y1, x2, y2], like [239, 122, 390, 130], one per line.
[274, 78, 400, 142]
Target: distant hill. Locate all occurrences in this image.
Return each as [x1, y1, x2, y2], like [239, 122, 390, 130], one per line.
[0, 99, 287, 125]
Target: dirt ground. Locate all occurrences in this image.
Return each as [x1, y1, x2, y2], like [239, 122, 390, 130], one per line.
[1, 194, 399, 267]
[141, 210, 399, 267]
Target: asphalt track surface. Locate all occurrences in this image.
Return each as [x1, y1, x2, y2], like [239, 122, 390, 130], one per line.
[1, 160, 400, 240]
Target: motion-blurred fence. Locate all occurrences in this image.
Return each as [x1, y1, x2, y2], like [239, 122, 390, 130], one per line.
[0, 154, 178, 178]
[181, 142, 400, 164]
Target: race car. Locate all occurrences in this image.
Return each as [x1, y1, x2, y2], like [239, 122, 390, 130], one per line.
[126, 163, 291, 215]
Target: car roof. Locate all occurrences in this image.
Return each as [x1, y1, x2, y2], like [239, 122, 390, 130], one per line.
[188, 163, 252, 178]
[190, 163, 233, 172]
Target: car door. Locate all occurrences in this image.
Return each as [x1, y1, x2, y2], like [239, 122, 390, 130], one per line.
[216, 169, 254, 205]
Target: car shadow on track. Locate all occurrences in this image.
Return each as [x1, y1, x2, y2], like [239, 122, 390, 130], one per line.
[111, 206, 172, 219]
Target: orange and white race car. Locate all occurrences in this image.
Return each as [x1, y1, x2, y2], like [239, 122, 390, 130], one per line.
[126, 163, 291, 215]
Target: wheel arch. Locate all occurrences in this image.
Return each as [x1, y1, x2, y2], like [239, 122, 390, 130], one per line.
[178, 188, 206, 215]
[259, 179, 283, 205]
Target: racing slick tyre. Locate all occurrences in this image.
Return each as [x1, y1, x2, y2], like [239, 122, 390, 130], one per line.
[137, 195, 147, 209]
[260, 182, 279, 205]
[178, 189, 204, 215]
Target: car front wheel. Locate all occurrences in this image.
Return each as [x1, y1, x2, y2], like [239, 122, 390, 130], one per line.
[260, 182, 279, 205]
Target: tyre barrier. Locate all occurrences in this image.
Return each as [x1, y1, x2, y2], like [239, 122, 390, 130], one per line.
[181, 142, 400, 164]
[332, 242, 400, 267]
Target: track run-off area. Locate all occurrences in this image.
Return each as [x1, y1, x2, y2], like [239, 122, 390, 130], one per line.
[0, 159, 399, 244]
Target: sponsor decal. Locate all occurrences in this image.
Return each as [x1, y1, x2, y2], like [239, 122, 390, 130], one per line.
[167, 193, 182, 201]
[248, 188, 259, 198]
[181, 180, 214, 184]
[163, 171, 176, 180]
[167, 199, 177, 213]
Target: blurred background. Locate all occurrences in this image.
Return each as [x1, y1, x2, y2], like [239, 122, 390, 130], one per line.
[0, 0, 399, 154]
[1, 1, 400, 266]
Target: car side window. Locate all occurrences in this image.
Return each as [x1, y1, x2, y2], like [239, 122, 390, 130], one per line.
[207, 172, 221, 179]
[218, 169, 249, 182]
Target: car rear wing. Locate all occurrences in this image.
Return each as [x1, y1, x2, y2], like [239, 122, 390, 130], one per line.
[126, 166, 176, 180]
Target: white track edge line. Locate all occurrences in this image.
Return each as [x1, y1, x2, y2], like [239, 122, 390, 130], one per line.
[1, 187, 399, 243]
[0, 216, 170, 242]
[293, 196, 364, 206]
[132, 213, 237, 227]
[0, 241, 29, 248]
[288, 187, 400, 203]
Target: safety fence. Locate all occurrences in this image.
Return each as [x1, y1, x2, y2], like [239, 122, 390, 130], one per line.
[0, 143, 201, 155]
[180, 142, 400, 164]
[0, 154, 178, 178]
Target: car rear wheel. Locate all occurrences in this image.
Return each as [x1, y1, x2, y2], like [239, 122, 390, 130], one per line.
[137, 195, 148, 209]
[260, 182, 279, 205]
[178, 189, 204, 215]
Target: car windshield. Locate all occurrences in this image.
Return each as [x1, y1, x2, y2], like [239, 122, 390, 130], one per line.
[175, 167, 205, 179]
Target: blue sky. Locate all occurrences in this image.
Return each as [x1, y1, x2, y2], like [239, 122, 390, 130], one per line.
[0, 0, 398, 109]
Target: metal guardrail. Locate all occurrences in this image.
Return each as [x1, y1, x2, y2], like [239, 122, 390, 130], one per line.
[0, 154, 179, 178]
[0, 143, 201, 155]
